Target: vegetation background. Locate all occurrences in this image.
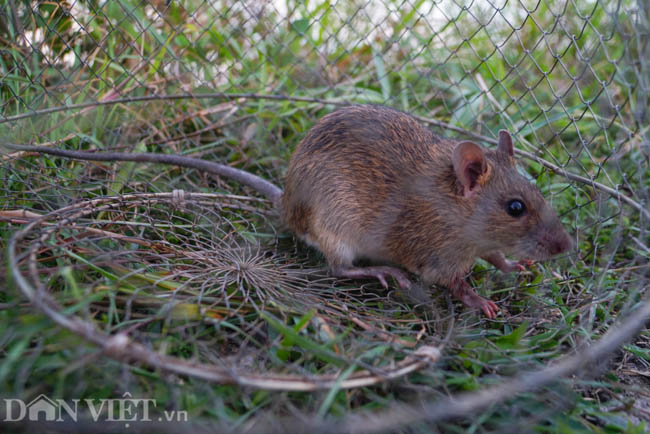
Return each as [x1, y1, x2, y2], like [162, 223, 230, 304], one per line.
[0, 0, 648, 432]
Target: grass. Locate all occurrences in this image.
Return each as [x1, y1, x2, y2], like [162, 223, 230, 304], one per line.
[0, 0, 648, 432]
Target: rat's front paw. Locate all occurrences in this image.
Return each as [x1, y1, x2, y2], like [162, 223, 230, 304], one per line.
[501, 258, 535, 273]
[465, 293, 499, 318]
[482, 253, 533, 273]
[451, 279, 500, 318]
[500, 259, 523, 272]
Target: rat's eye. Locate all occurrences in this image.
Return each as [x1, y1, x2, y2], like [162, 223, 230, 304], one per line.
[506, 199, 526, 217]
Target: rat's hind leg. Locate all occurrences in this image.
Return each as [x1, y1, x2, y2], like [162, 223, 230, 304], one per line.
[315, 228, 413, 290]
[331, 265, 412, 290]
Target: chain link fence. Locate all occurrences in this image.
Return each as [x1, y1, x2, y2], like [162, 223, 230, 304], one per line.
[1, 0, 648, 432]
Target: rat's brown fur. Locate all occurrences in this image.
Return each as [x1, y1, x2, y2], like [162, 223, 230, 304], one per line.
[282, 105, 572, 317]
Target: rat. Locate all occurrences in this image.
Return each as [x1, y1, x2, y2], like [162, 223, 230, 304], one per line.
[5, 104, 572, 318]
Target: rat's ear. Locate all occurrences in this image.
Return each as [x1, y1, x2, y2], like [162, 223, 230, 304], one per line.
[452, 141, 487, 196]
[498, 130, 514, 156]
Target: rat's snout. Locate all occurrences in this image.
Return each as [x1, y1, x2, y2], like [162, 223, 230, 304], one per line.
[539, 223, 573, 257]
[542, 222, 573, 256]
[534, 205, 573, 258]
[549, 233, 572, 255]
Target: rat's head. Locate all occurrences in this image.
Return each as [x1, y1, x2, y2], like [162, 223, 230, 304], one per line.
[452, 131, 573, 261]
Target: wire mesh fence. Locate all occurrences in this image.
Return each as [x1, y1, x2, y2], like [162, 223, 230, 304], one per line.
[1, 0, 648, 432]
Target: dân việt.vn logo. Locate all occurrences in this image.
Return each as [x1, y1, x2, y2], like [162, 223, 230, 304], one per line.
[3, 392, 187, 427]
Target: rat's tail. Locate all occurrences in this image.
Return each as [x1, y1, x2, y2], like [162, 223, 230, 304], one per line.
[3, 144, 283, 202]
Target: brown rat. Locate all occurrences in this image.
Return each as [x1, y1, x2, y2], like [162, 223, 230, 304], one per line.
[5, 104, 572, 317]
[281, 105, 572, 317]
